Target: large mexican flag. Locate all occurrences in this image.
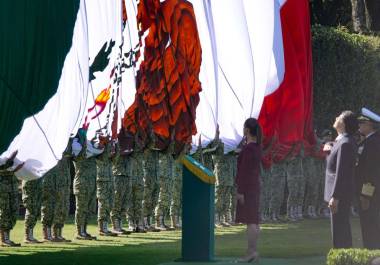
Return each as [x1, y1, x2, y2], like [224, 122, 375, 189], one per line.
[0, 0, 314, 179]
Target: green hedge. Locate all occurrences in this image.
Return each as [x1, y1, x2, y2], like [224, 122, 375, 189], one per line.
[327, 249, 380, 265]
[312, 25, 380, 133]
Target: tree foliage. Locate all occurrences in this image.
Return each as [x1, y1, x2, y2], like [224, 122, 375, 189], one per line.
[310, 0, 352, 27]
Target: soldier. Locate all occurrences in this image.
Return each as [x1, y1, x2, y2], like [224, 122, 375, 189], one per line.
[259, 165, 271, 223]
[268, 162, 286, 222]
[356, 108, 380, 249]
[170, 153, 184, 230]
[286, 153, 304, 221]
[73, 136, 97, 240]
[315, 130, 333, 218]
[203, 127, 220, 226]
[110, 140, 132, 235]
[128, 137, 146, 233]
[316, 157, 329, 218]
[298, 156, 306, 220]
[0, 152, 21, 247]
[203, 126, 220, 172]
[22, 178, 43, 243]
[53, 142, 72, 242]
[303, 156, 319, 218]
[142, 147, 161, 232]
[155, 142, 175, 231]
[212, 139, 226, 226]
[41, 142, 72, 242]
[213, 140, 234, 227]
[229, 153, 238, 225]
[220, 151, 235, 224]
[95, 136, 117, 237]
[191, 135, 203, 164]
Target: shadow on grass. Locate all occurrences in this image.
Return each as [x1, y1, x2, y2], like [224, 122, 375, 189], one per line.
[0, 238, 326, 265]
[0, 241, 181, 265]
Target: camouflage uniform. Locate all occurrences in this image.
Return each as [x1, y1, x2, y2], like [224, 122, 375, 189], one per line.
[191, 145, 203, 164]
[212, 142, 233, 224]
[96, 143, 114, 225]
[315, 158, 328, 216]
[170, 157, 183, 221]
[303, 156, 319, 217]
[22, 178, 43, 230]
[143, 149, 160, 224]
[0, 170, 19, 246]
[73, 156, 97, 228]
[285, 156, 305, 219]
[259, 165, 271, 221]
[55, 156, 71, 230]
[268, 162, 286, 220]
[41, 156, 71, 230]
[229, 154, 238, 222]
[0, 172, 19, 231]
[110, 151, 132, 227]
[128, 148, 145, 230]
[203, 154, 214, 172]
[154, 148, 174, 226]
[223, 152, 236, 223]
[201, 140, 218, 226]
[203, 140, 217, 172]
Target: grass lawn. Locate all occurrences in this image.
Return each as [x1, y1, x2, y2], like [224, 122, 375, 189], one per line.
[0, 217, 362, 265]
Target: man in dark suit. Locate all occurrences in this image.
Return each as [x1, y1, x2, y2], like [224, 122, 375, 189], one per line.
[324, 111, 358, 248]
[356, 107, 380, 249]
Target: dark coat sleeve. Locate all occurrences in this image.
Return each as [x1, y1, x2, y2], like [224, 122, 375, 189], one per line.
[236, 147, 260, 194]
[333, 142, 355, 200]
[358, 137, 380, 201]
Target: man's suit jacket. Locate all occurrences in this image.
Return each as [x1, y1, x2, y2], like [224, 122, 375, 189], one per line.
[324, 133, 357, 202]
[355, 131, 380, 204]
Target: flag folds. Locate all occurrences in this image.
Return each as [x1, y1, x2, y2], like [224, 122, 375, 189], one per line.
[0, 0, 314, 179]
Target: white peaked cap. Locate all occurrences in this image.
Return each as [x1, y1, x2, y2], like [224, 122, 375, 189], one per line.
[360, 107, 380, 123]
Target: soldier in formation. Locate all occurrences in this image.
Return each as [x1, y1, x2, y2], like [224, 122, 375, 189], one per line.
[127, 136, 146, 233]
[41, 141, 72, 242]
[268, 162, 286, 222]
[0, 152, 21, 247]
[72, 136, 97, 240]
[303, 155, 319, 218]
[224, 151, 237, 225]
[22, 177, 43, 243]
[286, 153, 305, 221]
[170, 150, 185, 230]
[227, 153, 238, 225]
[317, 130, 333, 217]
[191, 136, 203, 164]
[142, 148, 160, 232]
[259, 165, 271, 222]
[1, 127, 338, 248]
[257, 132, 334, 222]
[212, 140, 235, 227]
[110, 140, 132, 235]
[95, 135, 117, 237]
[155, 142, 175, 231]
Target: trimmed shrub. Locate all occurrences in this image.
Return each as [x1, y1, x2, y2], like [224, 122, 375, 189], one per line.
[327, 248, 380, 265]
[312, 25, 380, 133]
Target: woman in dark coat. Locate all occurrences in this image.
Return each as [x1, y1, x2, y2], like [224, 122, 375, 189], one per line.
[235, 118, 262, 263]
